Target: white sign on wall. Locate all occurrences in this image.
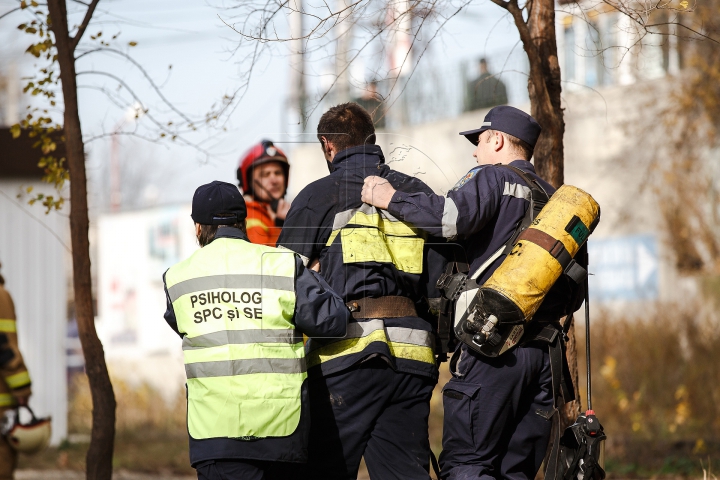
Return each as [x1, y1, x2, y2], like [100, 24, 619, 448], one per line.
[588, 234, 659, 302]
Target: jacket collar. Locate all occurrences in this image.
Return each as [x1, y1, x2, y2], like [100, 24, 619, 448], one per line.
[331, 144, 385, 170]
[508, 159, 536, 173]
[210, 226, 249, 243]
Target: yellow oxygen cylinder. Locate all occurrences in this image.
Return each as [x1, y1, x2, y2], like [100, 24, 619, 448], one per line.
[482, 184, 600, 321]
[454, 184, 600, 357]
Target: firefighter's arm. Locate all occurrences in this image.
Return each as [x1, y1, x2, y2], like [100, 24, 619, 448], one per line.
[362, 175, 448, 238]
[0, 292, 32, 404]
[292, 256, 349, 338]
[383, 167, 501, 241]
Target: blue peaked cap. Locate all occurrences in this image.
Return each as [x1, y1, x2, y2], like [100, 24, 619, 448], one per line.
[459, 106, 542, 148]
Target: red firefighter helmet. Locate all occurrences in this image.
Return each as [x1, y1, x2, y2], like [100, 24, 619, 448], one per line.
[237, 140, 290, 197]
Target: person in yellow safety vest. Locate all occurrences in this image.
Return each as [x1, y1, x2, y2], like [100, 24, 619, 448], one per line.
[0, 263, 32, 480]
[162, 181, 349, 480]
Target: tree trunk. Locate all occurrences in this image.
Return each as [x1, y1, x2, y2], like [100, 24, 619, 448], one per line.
[527, 0, 565, 189]
[47, 1, 116, 479]
[504, 0, 581, 435]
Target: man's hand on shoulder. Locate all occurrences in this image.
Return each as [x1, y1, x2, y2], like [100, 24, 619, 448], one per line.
[361, 176, 396, 210]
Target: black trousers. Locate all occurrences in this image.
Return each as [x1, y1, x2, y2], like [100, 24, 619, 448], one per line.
[305, 357, 437, 480]
[195, 459, 298, 480]
[439, 343, 554, 480]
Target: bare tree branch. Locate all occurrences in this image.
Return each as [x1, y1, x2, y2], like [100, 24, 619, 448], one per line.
[75, 47, 199, 125]
[70, 0, 100, 52]
[0, 6, 21, 20]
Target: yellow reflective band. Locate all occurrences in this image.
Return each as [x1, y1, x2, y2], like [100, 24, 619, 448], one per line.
[6, 371, 31, 390]
[0, 319, 16, 333]
[340, 228, 423, 274]
[306, 329, 435, 368]
[246, 218, 269, 232]
[347, 211, 419, 237]
[326, 230, 340, 247]
[0, 393, 15, 407]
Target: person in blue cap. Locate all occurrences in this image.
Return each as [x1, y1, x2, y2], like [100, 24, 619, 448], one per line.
[162, 180, 349, 480]
[361, 106, 585, 480]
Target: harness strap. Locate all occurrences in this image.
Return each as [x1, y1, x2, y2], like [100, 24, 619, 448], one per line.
[345, 296, 417, 319]
[430, 450, 441, 479]
[544, 331, 565, 480]
[517, 229, 588, 284]
[499, 165, 550, 255]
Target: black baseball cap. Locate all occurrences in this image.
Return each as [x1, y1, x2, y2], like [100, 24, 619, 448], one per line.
[459, 106, 542, 148]
[191, 181, 247, 225]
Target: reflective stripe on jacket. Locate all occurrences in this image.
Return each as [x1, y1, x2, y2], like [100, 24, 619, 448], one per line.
[165, 237, 304, 441]
[0, 285, 31, 403]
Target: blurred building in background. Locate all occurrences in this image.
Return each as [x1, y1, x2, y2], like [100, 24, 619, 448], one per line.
[95, 206, 197, 402]
[0, 125, 69, 446]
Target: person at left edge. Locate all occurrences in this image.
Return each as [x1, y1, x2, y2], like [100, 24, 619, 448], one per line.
[0, 262, 32, 480]
[237, 140, 291, 246]
[162, 181, 349, 480]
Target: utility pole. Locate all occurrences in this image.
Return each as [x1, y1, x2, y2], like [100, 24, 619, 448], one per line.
[386, 0, 412, 126]
[288, 0, 307, 131]
[335, 0, 353, 104]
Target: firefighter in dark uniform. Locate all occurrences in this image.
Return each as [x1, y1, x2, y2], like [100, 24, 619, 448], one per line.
[362, 106, 585, 480]
[276, 102, 442, 479]
[162, 181, 350, 480]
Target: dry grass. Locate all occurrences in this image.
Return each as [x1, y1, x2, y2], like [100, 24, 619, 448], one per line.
[576, 301, 720, 476]
[18, 375, 193, 474]
[19, 305, 720, 477]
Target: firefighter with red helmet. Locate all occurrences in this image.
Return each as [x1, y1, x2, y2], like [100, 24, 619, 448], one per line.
[236, 140, 291, 246]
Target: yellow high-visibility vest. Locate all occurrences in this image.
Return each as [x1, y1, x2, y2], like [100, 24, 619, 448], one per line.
[165, 238, 303, 440]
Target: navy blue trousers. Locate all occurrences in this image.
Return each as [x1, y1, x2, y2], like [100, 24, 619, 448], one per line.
[305, 357, 437, 480]
[195, 459, 297, 480]
[439, 343, 554, 480]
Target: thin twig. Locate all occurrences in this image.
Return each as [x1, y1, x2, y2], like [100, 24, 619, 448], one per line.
[70, 0, 100, 51]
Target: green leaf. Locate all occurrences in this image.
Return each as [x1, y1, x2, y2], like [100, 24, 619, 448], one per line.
[10, 124, 21, 139]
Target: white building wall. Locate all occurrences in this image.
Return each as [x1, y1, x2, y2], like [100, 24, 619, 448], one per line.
[96, 205, 198, 402]
[0, 180, 68, 445]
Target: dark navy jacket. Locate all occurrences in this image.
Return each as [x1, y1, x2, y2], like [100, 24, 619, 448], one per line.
[162, 227, 350, 466]
[388, 160, 585, 323]
[277, 144, 444, 379]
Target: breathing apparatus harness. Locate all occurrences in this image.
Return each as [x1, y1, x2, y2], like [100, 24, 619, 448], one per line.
[432, 165, 604, 479]
[435, 164, 551, 361]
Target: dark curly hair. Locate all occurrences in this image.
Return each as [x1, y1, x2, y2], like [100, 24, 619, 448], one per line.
[317, 102, 376, 154]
